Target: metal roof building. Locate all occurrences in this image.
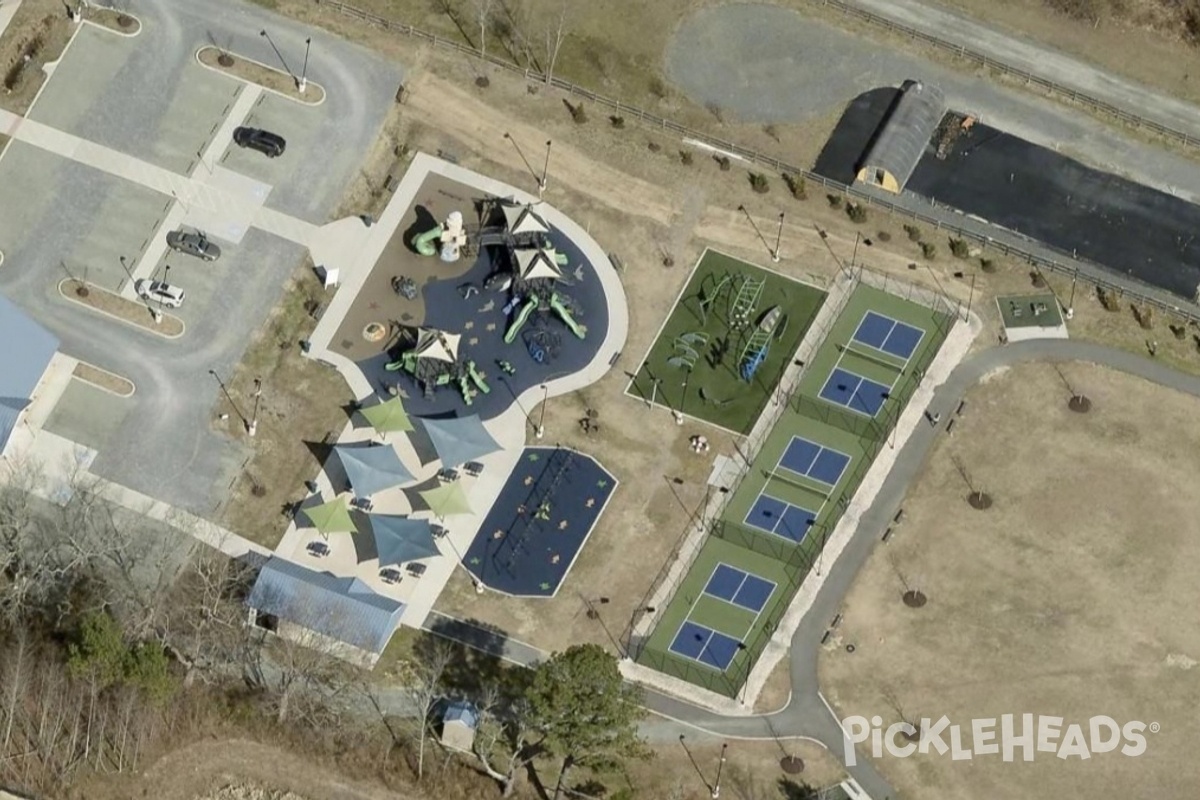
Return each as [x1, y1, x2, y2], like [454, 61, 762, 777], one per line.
[855, 80, 945, 194]
[0, 293, 58, 455]
[247, 556, 404, 655]
[440, 700, 479, 752]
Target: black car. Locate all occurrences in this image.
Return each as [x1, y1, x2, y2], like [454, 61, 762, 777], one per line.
[233, 127, 286, 158]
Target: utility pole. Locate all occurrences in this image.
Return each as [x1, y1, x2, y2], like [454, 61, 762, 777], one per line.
[259, 30, 296, 84]
[503, 132, 541, 194]
[772, 212, 785, 263]
[248, 376, 262, 437]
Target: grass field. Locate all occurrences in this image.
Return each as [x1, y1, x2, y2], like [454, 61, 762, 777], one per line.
[626, 249, 826, 435]
[637, 281, 955, 697]
[819, 361, 1200, 798]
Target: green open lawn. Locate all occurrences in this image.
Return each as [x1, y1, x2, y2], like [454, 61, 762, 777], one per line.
[637, 282, 956, 697]
[626, 249, 826, 435]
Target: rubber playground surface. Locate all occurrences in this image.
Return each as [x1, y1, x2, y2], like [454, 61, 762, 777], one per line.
[626, 249, 826, 435]
[462, 446, 617, 597]
[636, 282, 955, 697]
[331, 173, 611, 420]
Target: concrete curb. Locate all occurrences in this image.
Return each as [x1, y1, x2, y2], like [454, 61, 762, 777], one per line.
[57, 279, 186, 340]
[84, 11, 144, 38]
[72, 361, 137, 398]
[194, 46, 327, 108]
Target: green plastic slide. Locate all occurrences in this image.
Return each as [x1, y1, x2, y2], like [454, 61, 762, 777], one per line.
[550, 293, 587, 339]
[504, 295, 539, 343]
[413, 225, 442, 256]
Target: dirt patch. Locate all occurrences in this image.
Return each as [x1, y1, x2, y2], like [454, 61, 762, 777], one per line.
[212, 264, 354, 550]
[819, 362, 1200, 798]
[59, 278, 185, 337]
[197, 46, 325, 105]
[752, 655, 793, 713]
[72, 360, 135, 396]
[87, 7, 140, 35]
[69, 738, 416, 800]
[0, 0, 77, 115]
[627, 736, 845, 799]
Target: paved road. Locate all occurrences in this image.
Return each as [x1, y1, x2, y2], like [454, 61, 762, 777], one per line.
[0, 0, 402, 514]
[427, 338, 1200, 798]
[846, 0, 1200, 137]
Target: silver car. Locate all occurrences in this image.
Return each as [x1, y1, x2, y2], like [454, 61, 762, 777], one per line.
[166, 229, 221, 261]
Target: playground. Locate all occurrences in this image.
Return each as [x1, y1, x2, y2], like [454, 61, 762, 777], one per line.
[330, 172, 610, 419]
[634, 280, 956, 698]
[626, 249, 826, 435]
[462, 446, 617, 597]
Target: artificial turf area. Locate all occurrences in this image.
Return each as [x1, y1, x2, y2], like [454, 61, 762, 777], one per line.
[626, 249, 827, 435]
[635, 282, 956, 697]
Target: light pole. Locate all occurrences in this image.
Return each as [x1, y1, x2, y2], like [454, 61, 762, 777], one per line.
[248, 376, 262, 437]
[259, 30, 296, 84]
[711, 742, 728, 799]
[156, 263, 171, 325]
[536, 383, 548, 439]
[737, 205, 775, 263]
[299, 36, 311, 93]
[772, 212, 785, 263]
[503, 133, 540, 193]
[539, 140, 552, 198]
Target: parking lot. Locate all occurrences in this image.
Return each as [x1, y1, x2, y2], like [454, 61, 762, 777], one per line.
[0, 2, 403, 514]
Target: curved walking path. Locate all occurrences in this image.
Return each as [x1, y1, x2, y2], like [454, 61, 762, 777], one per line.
[427, 338, 1200, 798]
[637, 338, 1200, 796]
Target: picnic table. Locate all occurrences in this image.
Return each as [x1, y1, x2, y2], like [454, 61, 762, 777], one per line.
[380, 568, 403, 585]
[307, 540, 331, 558]
[406, 562, 428, 578]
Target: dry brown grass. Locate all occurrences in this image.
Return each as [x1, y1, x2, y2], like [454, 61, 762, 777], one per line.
[0, 0, 77, 115]
[213, 265, 354, 549]
[60, 278, 185, 336]
[930, 0, 1200, 107]
[72, 360, 135, 396]
[819, 362, 1200, 798]
[86, 7, 140, 35]
[197, 46, 325, 104]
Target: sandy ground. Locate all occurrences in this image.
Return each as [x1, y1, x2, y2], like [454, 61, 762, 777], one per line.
[818, 361, 1200, 799]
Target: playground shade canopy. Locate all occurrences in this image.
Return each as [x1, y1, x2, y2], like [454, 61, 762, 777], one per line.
[359, 395, 414, 434]
[501, 202, 550, 236]
[420, 481, 473, 518]
[514, 248, 564, 282]
[419, 414, 502, 468]
[411, 328, 461, 363]
[247, 556, 403, 654]
[334, 443, 416, 497]
[366, 515, 441, 566]
[300, 496, 358, 534]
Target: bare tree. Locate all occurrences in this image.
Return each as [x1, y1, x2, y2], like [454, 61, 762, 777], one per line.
[473, 0, 496, 61]
[541, 0, 573, 85]
[401, 639, 454, 780]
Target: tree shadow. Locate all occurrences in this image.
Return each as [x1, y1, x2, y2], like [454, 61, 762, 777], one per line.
[404, 204, 439, 254]
[777, 778, 817, 799]
[419, 615, 529, 700]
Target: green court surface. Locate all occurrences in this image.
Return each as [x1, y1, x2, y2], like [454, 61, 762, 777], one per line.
[636, 281, 957, 697]
[626, 249, 826, 435]
[635, 535, 796, 697]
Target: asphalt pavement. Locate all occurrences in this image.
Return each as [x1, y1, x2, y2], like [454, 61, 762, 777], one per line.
[0, 0, 403, 514]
